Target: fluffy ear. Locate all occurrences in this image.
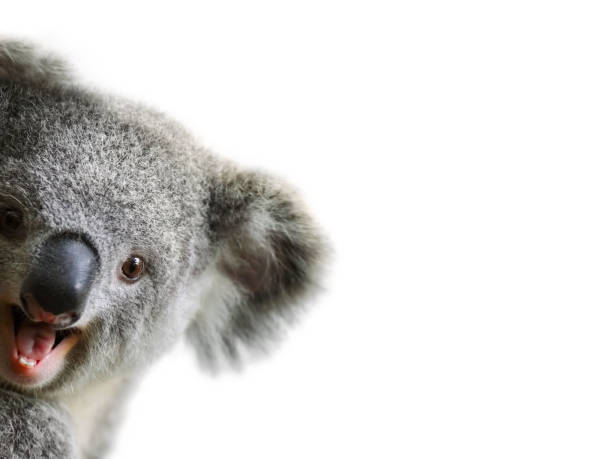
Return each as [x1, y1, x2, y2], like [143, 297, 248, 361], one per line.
[186, 164, 328, 368]
[0, 40, 73, 88]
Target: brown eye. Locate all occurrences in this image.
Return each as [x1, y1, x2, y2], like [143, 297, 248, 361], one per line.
[121, 256, 145, 281]
[0, 207, 24, 237]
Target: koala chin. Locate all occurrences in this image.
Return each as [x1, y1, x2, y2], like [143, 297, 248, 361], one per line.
[0, 40, 327, 458]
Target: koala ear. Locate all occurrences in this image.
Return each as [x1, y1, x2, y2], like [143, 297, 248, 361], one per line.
[0, 40, 73, 88]
[186, 164, 328, 368]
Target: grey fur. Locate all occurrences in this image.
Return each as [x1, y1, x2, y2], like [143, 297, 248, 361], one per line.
[0, 389, 75, 458]
[0, 40, 327, 458]
[0, 41, 73, 88]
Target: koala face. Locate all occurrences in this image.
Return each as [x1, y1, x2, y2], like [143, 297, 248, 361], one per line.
[0, 42, 326, 396]
[0, 86, 210, 392]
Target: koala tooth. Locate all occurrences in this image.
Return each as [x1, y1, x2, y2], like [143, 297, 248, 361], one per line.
[18, 356, 37, 368]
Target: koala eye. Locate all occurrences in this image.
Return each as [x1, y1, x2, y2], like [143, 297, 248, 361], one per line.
[120, 256, 145, 282]
[0, 206, 25, 238]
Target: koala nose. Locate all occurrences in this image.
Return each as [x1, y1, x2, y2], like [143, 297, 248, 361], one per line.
[20, 235, 99, 328]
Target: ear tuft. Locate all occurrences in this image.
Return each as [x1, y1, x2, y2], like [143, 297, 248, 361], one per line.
[187, 166, 329, 368]
[0, 40, 73, 88]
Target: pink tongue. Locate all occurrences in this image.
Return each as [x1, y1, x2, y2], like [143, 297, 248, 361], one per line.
[16, 321, 56, 361]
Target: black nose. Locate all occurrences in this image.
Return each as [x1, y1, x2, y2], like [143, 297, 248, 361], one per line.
[21, 235, 99, 328]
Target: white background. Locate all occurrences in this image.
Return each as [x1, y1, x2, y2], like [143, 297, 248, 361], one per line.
[2, 1, 612, 458]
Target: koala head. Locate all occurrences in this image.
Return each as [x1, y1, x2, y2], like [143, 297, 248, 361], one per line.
[0, 41, 326, 396]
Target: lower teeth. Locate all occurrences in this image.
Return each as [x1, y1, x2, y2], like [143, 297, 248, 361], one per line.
[18, 356, 37, 368]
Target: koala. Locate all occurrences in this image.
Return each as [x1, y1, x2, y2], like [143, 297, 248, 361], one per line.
[0, 40, 327, 459]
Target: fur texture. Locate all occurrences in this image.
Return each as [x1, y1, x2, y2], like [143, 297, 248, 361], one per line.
[0, 389, 75, 458]
[0, 40, 327, 458]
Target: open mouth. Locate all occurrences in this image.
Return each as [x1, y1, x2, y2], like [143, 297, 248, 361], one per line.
[0, 305, 81, 386]
[12, 306, 75, 367]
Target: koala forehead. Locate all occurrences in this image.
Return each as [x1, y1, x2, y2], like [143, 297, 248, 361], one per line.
[0, 82, 210, 266]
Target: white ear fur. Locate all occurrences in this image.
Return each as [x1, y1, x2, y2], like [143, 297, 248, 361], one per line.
[186, 170, 328, 369]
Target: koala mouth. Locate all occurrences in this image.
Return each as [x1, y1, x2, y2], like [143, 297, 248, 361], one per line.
[11, 306, 77, 369]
